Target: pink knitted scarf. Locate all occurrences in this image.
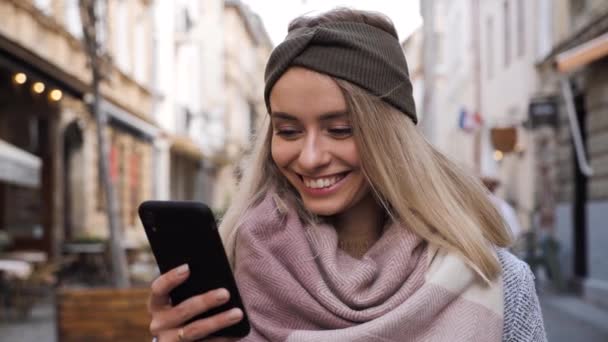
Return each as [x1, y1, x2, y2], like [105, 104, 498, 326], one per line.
[234, 194, 503, 341]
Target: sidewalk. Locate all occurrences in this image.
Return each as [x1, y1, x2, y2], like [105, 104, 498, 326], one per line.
[0, 294, 56, 342]
[539, 288, 608, 342]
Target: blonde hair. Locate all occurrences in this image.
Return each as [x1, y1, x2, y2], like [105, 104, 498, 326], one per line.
[219, 8, 512, 282]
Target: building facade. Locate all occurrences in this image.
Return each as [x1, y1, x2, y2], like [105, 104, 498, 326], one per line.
[153, 0, 217, 204]
[420, 0, 608, 309]
[0, 0, 157, 259]
[214, 0, 272, 211]
[419, 0, 560, 233]
[538, 0, 608, 309]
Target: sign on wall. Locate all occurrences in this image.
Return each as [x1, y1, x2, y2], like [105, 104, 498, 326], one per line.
[528, 97, 559, 129]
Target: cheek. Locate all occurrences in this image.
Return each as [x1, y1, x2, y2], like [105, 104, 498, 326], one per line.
[340, 142, 361, 167]
[271, 137, 295, 168]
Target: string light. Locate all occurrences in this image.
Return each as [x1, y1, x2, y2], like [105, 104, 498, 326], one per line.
[494, 150, 504, 161]
[49, 89, 63, 101]
[33, 82, 45, 94]
[13, 72, 27, 84]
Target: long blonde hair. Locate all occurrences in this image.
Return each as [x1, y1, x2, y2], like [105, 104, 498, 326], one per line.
[219, 9, 512, 282]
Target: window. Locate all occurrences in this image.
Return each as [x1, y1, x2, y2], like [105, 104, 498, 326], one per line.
[114, 0, 131, 73]
[133, 13, 147, 83]
[503, 0, 511, 66]
[517, 0, 525, 57]
[34, 0, 52, 15]
[537, 0, 553, 59]
[176, 7, 194, 34]
[486, 17, 494, 79]
[570, 0, 586, 15]
[64, 0, 83, 38]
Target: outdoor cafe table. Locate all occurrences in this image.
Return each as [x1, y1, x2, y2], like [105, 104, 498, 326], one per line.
[0, 259, 32, 280]
[1, 250, 47, 265]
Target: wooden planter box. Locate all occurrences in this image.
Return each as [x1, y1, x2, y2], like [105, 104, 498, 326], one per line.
[56, 287, 151, 341]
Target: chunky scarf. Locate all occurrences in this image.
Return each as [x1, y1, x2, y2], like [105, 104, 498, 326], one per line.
[234, 194, 504, 341]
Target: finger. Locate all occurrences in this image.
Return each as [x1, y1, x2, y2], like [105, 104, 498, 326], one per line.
[155, 328, 181, 342]
[149, 264, 190, 312]
[150, 288, 230, 334]
[206, 337, 240, 342]
[182, 308, 244, 341]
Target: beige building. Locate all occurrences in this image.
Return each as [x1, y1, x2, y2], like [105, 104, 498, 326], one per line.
[0, 0, 157, 259]
[421, 0, 608, 308]
[213, 0, 272, 211]
[153, 0, 215, 204]
[419, 0, 558, 233]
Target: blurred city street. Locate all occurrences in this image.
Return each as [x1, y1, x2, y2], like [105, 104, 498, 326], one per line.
[1, 0, 608, 340]
[2, 286, 608, 342]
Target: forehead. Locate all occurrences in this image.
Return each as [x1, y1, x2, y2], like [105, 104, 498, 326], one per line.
[269, 67, 347, 118]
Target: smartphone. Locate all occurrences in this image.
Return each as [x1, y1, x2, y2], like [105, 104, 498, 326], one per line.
[138, 200, 250, 338]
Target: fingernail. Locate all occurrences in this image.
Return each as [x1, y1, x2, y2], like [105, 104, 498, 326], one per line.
[176, 264, 189, 275]
[227, 308, 243, 321]
[215, 289, 230, 302]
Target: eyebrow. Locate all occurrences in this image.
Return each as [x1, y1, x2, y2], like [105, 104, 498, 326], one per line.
[270, 111, 348, 122]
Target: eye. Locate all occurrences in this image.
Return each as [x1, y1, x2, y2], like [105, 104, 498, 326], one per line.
[328, 127, 353, 138]
[274, 127, 302, 139]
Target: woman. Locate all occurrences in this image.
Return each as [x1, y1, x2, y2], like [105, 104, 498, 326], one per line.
[148, 8, 546, 342]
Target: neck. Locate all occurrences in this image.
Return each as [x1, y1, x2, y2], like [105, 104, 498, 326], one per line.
[332, 194, 385, 258]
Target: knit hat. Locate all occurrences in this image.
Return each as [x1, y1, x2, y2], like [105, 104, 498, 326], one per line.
[264, 21, 417, 123]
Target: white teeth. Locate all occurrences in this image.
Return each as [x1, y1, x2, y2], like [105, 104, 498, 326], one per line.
[303, 174, 345, 189]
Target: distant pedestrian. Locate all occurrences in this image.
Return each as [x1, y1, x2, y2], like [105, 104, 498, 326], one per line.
[481, 175, 524, 241]
[147, 8, 546, 342]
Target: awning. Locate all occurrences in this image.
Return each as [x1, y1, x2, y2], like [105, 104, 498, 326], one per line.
[170, 135, 204, 161]
[555, 32, 608, 73]
[0, 139, 41, 188]
[101, 100, 160, 139]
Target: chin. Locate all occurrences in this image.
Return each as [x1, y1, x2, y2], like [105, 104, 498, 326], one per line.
[301, 198, 344, 217]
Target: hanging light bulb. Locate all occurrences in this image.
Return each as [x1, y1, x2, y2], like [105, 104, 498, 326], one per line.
[49, 89, 63, 101]
[33, 82, 46, 94]
[13, 72, 27, 84]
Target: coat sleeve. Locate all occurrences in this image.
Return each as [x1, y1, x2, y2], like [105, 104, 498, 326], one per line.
[499, 250, 547, 342]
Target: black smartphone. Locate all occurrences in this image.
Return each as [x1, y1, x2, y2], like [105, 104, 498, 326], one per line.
[138, 200, 250, 338]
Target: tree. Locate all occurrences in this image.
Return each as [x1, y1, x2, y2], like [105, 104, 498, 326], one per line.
[79, 0, 130, 288]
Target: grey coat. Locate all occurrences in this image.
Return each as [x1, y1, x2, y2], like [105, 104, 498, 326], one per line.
[499, 249, 547, 341]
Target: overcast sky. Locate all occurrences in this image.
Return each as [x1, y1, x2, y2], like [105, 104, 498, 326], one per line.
[241, 0, 423, 46]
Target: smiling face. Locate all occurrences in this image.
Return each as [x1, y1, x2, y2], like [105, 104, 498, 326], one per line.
[269, 67, 371, 216]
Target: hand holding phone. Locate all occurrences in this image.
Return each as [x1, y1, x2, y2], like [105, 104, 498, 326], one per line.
[138, 201, 250, 340]
[148, 264, 244, 341]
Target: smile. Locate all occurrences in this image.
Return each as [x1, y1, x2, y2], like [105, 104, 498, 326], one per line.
[301, 172, 348, 189]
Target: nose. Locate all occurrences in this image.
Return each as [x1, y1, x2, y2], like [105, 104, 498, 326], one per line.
[298, 132, 330, 172]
